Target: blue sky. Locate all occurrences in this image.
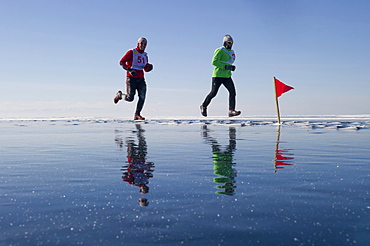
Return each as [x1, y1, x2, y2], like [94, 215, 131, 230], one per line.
[1, 0, 369, 118]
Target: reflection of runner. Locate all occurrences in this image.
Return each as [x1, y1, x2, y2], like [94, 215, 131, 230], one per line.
[116, 124, 154, 206]
[202, 125, 237, 196]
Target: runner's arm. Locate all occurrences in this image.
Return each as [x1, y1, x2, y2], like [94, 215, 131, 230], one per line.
[211, 49, 228, 69]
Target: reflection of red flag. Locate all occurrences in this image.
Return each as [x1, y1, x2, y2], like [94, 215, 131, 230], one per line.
[275, 149, 294, 168]
[275, 78, 294, 97]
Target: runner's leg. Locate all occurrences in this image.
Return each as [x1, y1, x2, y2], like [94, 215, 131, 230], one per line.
[125, 77, 137, 102]
[224, 78, 236, 110]
[202, 77, 223, 107]
[135, 79, 147, 116]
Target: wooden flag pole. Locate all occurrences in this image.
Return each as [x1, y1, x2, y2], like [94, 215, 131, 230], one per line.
[273, 77, 281, 124]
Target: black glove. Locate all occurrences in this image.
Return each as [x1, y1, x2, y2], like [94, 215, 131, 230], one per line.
[122, 66, 137, 76]
[225, 65, 236, 71]
[129, 69, 137, 77]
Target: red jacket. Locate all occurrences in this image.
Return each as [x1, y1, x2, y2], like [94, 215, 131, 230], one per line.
[119, 47, 152, 79]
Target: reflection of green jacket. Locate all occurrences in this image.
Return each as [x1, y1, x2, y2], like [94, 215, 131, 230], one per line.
[212, 47, 235, 78]
[213, 152, 235, 193]
[214, 156, 235, 196]
[213, 153, 233, 177]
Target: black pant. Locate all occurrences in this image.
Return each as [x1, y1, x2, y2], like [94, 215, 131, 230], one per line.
[125, 77, 147, 116]
[202, 77, 236, 110]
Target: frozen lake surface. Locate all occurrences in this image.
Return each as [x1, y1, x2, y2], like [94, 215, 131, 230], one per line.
[1, 117, 369, 245]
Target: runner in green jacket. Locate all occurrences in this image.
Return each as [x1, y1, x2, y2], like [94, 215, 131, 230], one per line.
[200, 35, 241, 117]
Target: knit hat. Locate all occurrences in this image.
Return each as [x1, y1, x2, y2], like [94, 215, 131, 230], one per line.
[138, 37, 147, 43]
[222, 35, 233, 43]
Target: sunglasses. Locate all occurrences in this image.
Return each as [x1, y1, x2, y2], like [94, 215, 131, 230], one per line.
[227, 41, 233, 44]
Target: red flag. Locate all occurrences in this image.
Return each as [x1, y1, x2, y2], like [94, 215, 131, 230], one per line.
[275, 78, 294, 97]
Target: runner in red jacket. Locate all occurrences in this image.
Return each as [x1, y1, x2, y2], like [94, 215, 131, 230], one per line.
[114, 37, 153, 120]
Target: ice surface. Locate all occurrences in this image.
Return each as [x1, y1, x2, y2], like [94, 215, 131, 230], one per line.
[1, 115, 369, 245]
[1, 115, 370, 130]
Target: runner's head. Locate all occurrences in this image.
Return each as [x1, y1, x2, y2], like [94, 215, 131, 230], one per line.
[223, 35, 233, 49]
[137, 37, 147, 51]
[138, 198, 149, 207]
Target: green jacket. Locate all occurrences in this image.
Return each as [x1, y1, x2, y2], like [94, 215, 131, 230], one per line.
[212, 47, 235, 78]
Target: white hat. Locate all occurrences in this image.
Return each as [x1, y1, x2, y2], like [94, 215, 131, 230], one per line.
[138, 37, 147, 43]
[223, 35, 233, 43]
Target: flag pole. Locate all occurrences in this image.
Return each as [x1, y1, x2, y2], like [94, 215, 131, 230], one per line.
[273, 77, 281, 124]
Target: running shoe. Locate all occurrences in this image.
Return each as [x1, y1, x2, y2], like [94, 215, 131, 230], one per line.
[200, 105, 207, 117]
[228, 110, 241, 117]
[114, 91, 123, 104]
[134, 115, 146, 120]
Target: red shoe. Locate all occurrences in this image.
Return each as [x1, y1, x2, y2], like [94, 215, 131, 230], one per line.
[228, 110, 241, 117]
[134, 115, 145, 120]
[114, 91, 123, 104]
